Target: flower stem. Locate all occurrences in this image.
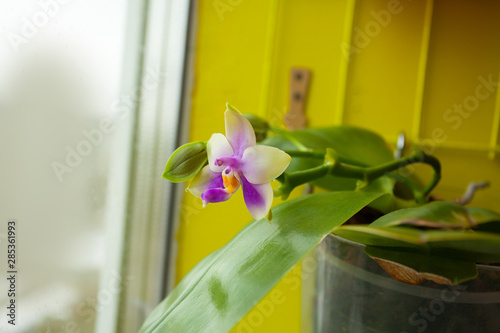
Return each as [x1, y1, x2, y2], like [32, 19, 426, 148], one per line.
[283, 150, 326, 159]
[275, 148, 441, 204]
[283, 150, 370, 167]
[274, 164, 330, 198]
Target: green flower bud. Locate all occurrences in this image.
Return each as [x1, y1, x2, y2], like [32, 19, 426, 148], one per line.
[163, 141, 207, 183]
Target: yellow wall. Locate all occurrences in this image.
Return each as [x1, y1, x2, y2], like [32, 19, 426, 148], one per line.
[176, 0, 500, 332]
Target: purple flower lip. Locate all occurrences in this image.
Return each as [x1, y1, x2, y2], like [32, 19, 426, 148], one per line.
[201, 188, 231, 207]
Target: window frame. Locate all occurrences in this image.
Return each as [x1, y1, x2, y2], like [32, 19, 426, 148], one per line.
[95, 0, 193, 332]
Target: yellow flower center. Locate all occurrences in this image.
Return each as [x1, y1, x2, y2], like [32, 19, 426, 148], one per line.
[222, 169, 240, 194]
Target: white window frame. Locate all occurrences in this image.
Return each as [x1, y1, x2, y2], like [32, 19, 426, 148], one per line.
[95, 0, 193, 332]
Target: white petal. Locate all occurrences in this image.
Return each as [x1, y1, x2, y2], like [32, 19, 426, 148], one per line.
[225, 109, 256, 156]
[240, 145, 291, 184]
[187, 165, 223, 198]
[207, 133, 234, 172]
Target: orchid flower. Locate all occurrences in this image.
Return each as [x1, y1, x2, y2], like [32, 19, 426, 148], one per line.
[188, 107, 291, 220]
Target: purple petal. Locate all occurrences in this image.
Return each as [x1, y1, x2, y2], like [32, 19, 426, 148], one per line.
[187, 166, 224, 198]
[240, 175, 273, 220]
[201, 188, 232, 207]
[225, 109, 256, 156]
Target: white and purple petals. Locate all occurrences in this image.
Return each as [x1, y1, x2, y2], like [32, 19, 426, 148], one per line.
[188, 166, 232, 207]
[188, 108, 291, 220]
[239, 174, 274, 221]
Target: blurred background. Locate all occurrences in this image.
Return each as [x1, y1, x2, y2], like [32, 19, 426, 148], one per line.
[1, 0, 131, 332]
[1, 0, 500, 332]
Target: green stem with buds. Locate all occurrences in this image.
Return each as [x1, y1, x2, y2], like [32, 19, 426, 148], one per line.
[275, 148, 441, 205]
[282, 150, 371, 167]
[283, 150, 326, 159]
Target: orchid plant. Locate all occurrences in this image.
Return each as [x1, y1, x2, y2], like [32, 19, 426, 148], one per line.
[140, 104, 500, 333]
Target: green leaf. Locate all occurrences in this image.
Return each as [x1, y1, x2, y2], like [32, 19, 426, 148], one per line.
[264, 126, 394, 167]
[371, 201, 472, 229]
[425, 230, 500, 263]
[364, 246, 478, 285]
[333, 225, 500, 263]
[242, 114, 269, 141]
[305, 126, 394, 166]
[467, 206, 500, 223]
[467, 206, 500, 234]
[162, 141, 207, 183]
[332, 225, 424, 248]
[139, 191, 383, 333]
[371, 201, 500, 230]
[359, 176, 401, 214]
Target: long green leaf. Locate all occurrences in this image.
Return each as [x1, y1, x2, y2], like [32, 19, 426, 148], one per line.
[371, 201, 500, 229]
[467, 206, 500, 223]
[305, 126, 394, 165]
[467, 206, 500, 233]
[425, 230, 500, 263]
[332, 225, 424, 248]
[371, 201, 470, 229]
[333, 225, 500, 263]
[139, 191, 383, 333]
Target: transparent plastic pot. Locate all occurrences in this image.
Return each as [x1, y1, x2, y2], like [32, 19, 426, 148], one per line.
[302, 233, 500, 333]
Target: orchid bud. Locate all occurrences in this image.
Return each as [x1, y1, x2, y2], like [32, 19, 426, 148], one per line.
[162, 141, 207, 182]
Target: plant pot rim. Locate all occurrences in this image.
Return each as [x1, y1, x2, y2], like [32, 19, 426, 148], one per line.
[326, 232, 500, 272]
[322, 232, 500, 303]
